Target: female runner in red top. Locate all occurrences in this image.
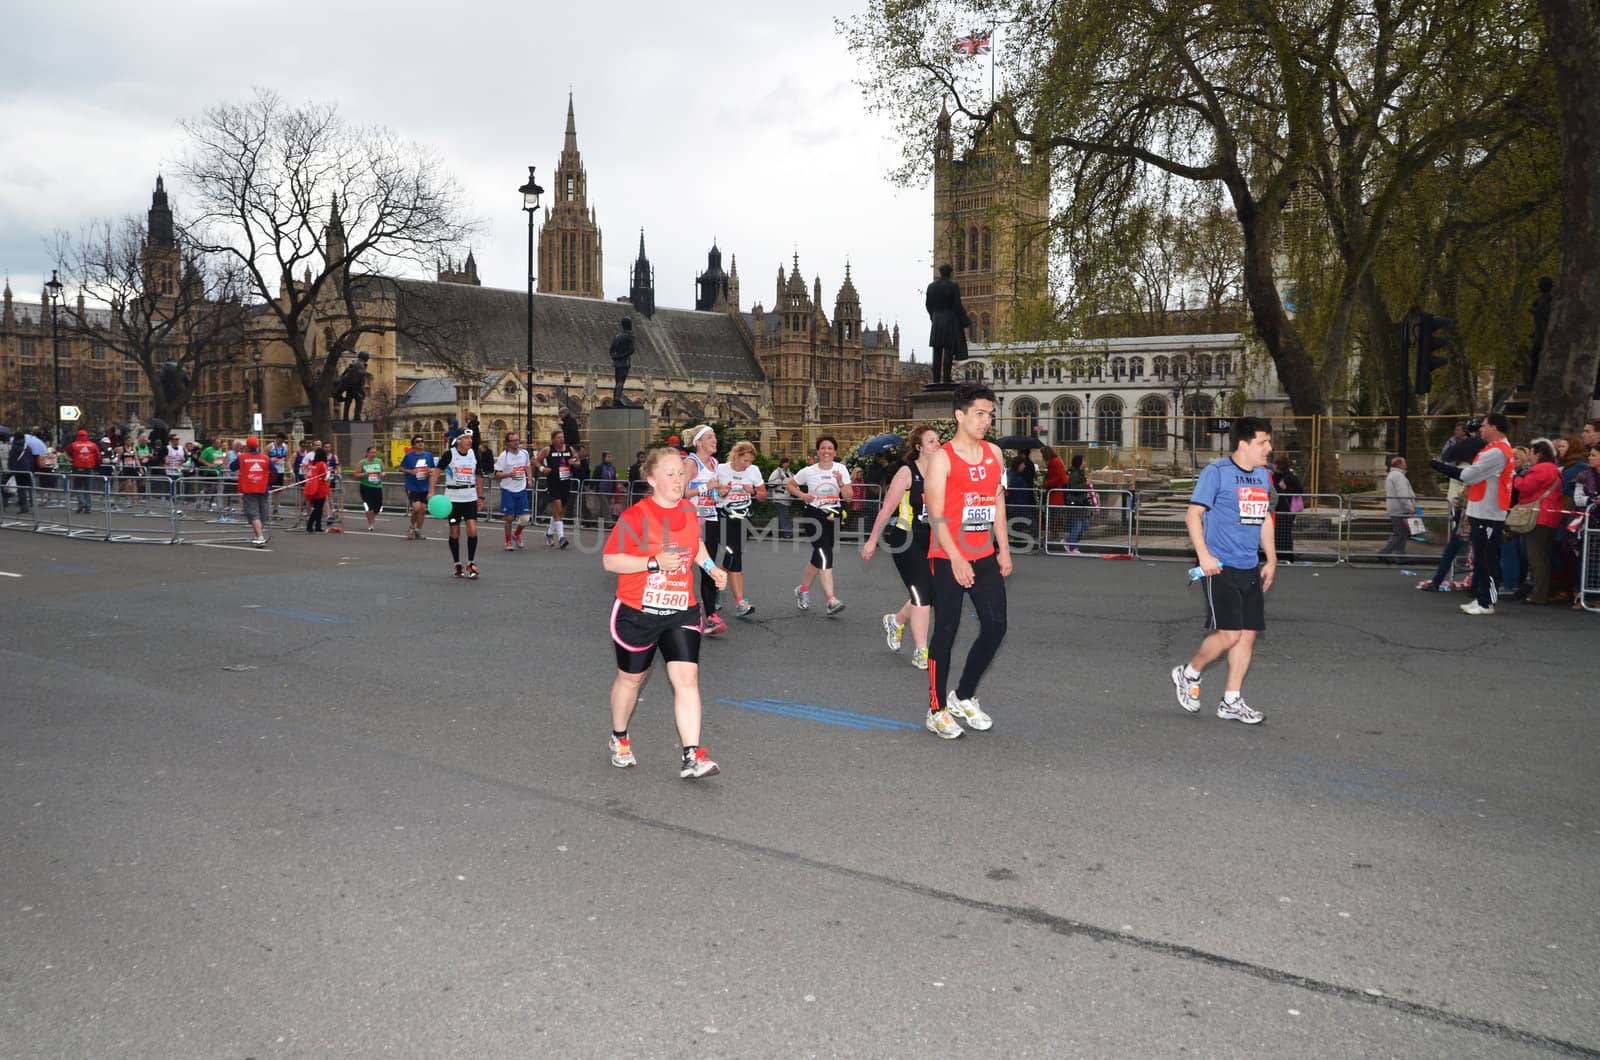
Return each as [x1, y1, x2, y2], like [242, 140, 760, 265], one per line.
[602, 448, 728, 779]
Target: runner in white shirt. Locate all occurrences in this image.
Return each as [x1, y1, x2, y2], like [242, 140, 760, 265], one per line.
[494, 432, 533, 551]
[429, 429, 484, 579]
[715, 440, 769, 618]
[786, 434, 852, 616]
[683, 425, 728, 635]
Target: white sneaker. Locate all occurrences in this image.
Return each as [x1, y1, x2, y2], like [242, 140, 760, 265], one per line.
[1216, 697, 1264, 724]
[795, 585, 810, 611]
[883, 613, 905, 651]
[1171, 666, 1201, 714]
[608, 734, 636, 768]
[911, 647, 928, 670]
[1461, 601, 1495, 616]
[925, 708, 965, 739]
[945, 690, 992, 731]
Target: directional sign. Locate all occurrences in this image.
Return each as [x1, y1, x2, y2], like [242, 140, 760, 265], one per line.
[59, 405, 82, 422]
[1205, 417, 1234, 435]
[253, 413, 264, 432]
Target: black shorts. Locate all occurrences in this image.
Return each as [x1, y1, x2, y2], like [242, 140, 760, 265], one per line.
[610, 600, 702, 673]
[449, 500, 479, 525]
[1202, 566, 1266, 632]
[802, 505, 840, 569]
[406, 490, 429, 508]
[360, 485, 384, 513]
[884, 525, 934, 606]
[709, 516, 748, 572]
[547, 480, 574, 504]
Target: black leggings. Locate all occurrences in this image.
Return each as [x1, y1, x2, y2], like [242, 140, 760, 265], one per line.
[702, 518, 722, 610]
[306, 498, 325, 531]
[803, 505, 839, 569]
[928, 555, 1008, 711]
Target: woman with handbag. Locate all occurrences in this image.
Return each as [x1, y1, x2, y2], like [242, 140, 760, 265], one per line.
[1511, 440, 1565, 605]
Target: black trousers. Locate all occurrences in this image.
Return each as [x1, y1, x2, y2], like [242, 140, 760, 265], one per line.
[1469, 517, 1504, 607]
[928, 555, 1008, 711]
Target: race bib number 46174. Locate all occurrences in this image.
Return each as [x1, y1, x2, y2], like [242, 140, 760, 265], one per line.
[1237, 486, 1270, 525]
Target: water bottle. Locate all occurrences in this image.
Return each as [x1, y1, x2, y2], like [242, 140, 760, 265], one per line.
[1187, 566, 1206, 582]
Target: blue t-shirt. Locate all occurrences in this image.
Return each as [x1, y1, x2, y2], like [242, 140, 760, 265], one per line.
[400, 450, 436, 493]
[1190, 457, 1273, 569]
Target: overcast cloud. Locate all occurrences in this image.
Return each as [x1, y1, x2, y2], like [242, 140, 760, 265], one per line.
[0, 1, 935, 361]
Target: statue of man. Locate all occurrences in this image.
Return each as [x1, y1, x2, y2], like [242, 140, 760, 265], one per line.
[335, 351, 371, 420]
[159, 358, 190, 409]
[1528, 275, 1553, 387]
[609, 317, 636, 407]
[925, 263, 971, 386]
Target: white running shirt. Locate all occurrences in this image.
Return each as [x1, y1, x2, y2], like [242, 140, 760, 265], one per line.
[715, 464, 764, 517]
[443, 448, 479, 501]
[495, 448, 531, 493]
[793, 463, 850, 512]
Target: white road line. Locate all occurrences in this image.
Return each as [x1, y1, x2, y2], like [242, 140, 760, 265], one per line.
[193, 542, 273, 552]
[0, 571, 21, 578]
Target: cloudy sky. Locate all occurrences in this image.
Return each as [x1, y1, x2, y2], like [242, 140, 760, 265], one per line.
[0, 1, 938, 360]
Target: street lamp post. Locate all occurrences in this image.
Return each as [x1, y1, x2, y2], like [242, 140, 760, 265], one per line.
[252, 344, 265, 429]
[45, 269, 65, 445]
[518, 166, 544, 438]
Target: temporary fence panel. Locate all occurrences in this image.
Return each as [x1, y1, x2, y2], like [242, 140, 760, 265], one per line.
[1133, 490, 1197, 561]
[1580, 505, 1600, 614]
[1271, 494, 1345, 566]
[1343, 496, 1451, 566]
[1041, 488, 1134, 556]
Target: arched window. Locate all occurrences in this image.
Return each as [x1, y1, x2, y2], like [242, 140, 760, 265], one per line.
[1196, 355, 1213, 379]
[1154, 356, 1169, 381]
[1111, 356, 1126, 381]
[432, 419, 445, 436]
[1216, 353, 1232, 378]
[1137, 396, 1167, 448]
[1052, 397, 1082, 443]
[1049, 360, 1062, 381]
[956, 237, 966, 272]
[982, 227, 993, 269]
[1183, 394, 1215, 450]
[411, 420, 422, 435]
[969, 227, 980, 269]
[1069, 358, 1085, 381]
[1130, 356, 1145, 380]
[1095, 396, 1124, 445]
[1030, 363, 1041, 382]
[979, 313, 991, 341]
[1012, 396, 1040, 437]
[1091, 360, 1105, 381]
[1173, 354, 1189, 378]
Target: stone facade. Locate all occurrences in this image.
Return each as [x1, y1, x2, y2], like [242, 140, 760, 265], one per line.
[931, 101, 1050, 344]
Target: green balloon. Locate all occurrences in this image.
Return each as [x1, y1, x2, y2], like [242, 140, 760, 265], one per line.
[427, 494, 452, 519]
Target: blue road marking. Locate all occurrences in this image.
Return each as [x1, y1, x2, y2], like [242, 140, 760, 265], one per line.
[718, 697, 922, 731]
[263, 608, 350, 624]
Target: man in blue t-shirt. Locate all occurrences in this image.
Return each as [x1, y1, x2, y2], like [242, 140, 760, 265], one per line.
[400, 435, 436, 540]
[1169, 417, 1278, 725]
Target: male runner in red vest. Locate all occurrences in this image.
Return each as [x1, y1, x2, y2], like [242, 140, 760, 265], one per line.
[922, 383, 1012, 739]
[237, 436, 273, 547]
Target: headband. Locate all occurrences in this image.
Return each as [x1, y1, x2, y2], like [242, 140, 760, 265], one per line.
[691, 426, 713, 446]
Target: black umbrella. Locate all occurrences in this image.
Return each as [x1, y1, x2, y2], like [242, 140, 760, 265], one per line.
[858, 432, 905, 457]
[996, 434, 1043, 451]
[0, 426, 12, 441]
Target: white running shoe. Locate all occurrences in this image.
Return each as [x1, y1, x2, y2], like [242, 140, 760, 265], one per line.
[795, 585, 810, 611]
[609, 734, 636, 768]
[825, 596, 846, 616]
[911, 647, 928, 670]
[1171, 666, 1201, 714]
[1460, 601, 1495, 616]
[883, 613, 905, 651]
[945, 690, 992, 731]
[1216, 697, 1264, 724]
[925, 708, 965, 739]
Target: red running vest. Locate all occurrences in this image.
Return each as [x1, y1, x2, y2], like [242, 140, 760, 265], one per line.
[928, 441, 1002, 561]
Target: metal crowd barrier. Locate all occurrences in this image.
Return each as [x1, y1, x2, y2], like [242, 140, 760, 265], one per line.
[1342, 496, 1451, 566]
[1041, 488, 1135, 556]
[1579, 504, 1600, 614]
[1130, 491, 1346, 563]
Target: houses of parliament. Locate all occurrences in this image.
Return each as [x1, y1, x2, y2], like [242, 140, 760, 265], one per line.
[1, 96, 1050, 454]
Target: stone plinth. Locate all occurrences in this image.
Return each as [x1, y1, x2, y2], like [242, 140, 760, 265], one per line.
[907, 385, 957, 424]
[331, 420, 375, 471]
[588, 406, 652, 467]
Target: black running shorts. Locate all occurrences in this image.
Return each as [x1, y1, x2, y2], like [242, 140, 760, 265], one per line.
[449, 500, 479, 525]
[884, 525, 933, 607]
[1202, 566, 1266, 632]
[610, 600, 702, 673]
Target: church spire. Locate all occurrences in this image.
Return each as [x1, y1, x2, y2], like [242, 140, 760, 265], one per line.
[564, 91, 578, 153]
[538, 94, 603, 298]
[630, 228, 655, 318]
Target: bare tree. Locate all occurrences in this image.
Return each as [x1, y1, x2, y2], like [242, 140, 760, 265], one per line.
[54, 215, 250, 427]
[176, 90, 479, 440]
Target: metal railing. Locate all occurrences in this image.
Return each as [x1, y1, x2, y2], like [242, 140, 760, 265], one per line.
[1040, 488, 1134, 556]
[1579, 504, 1600, 614]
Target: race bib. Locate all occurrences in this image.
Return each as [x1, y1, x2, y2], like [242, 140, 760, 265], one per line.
[961, 503, 995, 532]
[641, 571, 692, 613]
[559, 467, 571, 481]
[1237, 486, 1270, 525]
[451, 469, 475, 486]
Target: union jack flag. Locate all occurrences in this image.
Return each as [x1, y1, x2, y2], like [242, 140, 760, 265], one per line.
[954, 31, 991, 56]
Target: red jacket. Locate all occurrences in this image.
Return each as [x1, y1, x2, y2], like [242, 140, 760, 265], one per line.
[302, 460, 330, 501]
[1512, 461, 1563, 529]
[67, 438, 101, 470]
[1042, 456, 1068, 492]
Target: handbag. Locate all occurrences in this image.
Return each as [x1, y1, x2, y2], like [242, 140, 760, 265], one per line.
[1506, 480, 1559, 535]
[1404, 516, 1426, 535]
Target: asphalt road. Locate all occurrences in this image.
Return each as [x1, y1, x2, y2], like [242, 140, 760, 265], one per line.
[1, 517, 1595, 1058]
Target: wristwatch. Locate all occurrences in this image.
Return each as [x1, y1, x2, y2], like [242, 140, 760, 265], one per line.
[646, 554, 660, 573]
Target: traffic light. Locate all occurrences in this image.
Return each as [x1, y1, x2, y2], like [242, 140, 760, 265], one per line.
[1414, 313, 1451, 395]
